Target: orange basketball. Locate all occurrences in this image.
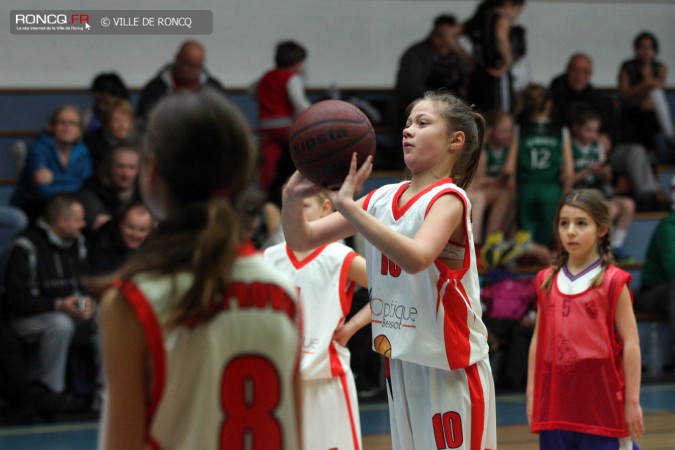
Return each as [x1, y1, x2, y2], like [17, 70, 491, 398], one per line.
[289, 100, 376, 189]
[374, 334, 391, 358]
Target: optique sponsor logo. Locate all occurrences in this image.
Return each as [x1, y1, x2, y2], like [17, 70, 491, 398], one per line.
[370, 297, 417, 329]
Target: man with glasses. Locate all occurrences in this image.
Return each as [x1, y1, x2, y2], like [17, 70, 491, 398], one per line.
[549, 53, 669, 212]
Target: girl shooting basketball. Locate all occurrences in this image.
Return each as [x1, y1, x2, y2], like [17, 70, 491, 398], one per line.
[282, 91, 496, 449]
[96, 89, 302, 450]
[527, 189, 644, 449]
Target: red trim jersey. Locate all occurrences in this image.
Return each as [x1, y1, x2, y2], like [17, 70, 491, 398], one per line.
[264, 242, 357, 380]
[257, 68, 296, 126]
[532, 264, 632, 438]
[109, 244, 301, 450]
[362, 179, 489, 371]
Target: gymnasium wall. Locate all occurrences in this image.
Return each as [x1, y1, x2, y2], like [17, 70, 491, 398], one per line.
[2, 0, 674, 90]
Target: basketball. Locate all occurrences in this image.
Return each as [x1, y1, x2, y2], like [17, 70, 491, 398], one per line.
[373, 334, 391, 358]
[289, 100, 376, 189]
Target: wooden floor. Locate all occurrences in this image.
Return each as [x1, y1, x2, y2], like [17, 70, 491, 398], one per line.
[1, 383, 673, 449]
[362, 412, 675, 450]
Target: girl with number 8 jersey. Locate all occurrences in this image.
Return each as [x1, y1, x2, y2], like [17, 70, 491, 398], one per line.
[95, 89, 302, 450]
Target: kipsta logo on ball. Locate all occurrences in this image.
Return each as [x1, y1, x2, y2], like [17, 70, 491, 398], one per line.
[289, 100, 376, 189]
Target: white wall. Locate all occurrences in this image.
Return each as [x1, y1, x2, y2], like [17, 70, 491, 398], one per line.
[2, 0, 674, 89]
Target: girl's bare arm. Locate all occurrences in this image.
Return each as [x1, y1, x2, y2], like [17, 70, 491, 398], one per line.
[99, 288, 148, 450]
[614, 284, 644, 438]
[281, 170, 359, 252]
[526, 314, 540, 428]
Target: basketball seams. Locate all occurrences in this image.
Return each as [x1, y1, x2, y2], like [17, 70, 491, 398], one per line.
[290, 119, 370, 139]
[289, 99, 376, 187]
[291, 130, 375, 165]
[341, 102, 370, 117]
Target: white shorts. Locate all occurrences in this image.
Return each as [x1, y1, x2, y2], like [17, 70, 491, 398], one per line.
[386, 357, 496, 450]
[302, 368, 362, 450]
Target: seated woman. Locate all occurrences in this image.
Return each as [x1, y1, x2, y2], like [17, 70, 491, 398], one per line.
[618, 31, 675, 161]
[10, 105, 92, 222]
[84, 98, 137, 178]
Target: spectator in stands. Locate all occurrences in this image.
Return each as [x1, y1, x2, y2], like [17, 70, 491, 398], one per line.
[467, 109, 516, 249]
[4, 195, 97, 399]
[82, 72, 130, 135]
[10, 105, 92, 223]
[549, 53, 615, 130]
[504, 84, 574, 249]
[468, 108, 552, 269]
[636, 211, 675, 371]
[84, 98, 137, 179]
[87, 203, 153, 276]
[618, 31, 675, 161]
[390, 14, 472, 149]
[568, 104, 636, 262]
[462, 0, 526, 113]
[549, 53, 668, 212]
[79, 144, 142, 233]
[136, 40, 226, 122]
[253, 40, 311, 205]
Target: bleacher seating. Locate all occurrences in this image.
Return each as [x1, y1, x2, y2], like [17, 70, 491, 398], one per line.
[2, 87, 674, 377]
[2, 85, 673, 228]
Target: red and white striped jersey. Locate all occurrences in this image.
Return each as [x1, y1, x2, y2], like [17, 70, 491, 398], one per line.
[264, 242, 357, 380]
[106, 243, 301, 450]
[362, 179, 489, 371]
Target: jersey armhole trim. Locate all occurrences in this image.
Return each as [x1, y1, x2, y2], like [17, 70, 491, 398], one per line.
[116, 279, 167, 434]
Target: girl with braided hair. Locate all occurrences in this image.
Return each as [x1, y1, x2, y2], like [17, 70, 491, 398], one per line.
[526, 188, 643, 450]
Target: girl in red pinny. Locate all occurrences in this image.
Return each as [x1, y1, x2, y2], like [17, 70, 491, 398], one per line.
[527, 189, 644, 449]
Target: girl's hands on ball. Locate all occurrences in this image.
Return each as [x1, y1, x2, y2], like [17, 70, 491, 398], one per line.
[284, 170, 323, 200]
[325, 153, 373, 211]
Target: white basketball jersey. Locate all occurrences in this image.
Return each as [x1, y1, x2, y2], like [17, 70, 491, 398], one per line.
[107, 244, 301, 450]
[264, 242, 357, 380]
[363, 179, 489, 371]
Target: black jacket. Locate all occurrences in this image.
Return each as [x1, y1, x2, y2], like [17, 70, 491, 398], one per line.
[4, 220, 87, 317]
[136, 64, 226, 119]
[78, 176, 142, 234]
[86, 218, 134, 277]
[548, 74, 626, 145]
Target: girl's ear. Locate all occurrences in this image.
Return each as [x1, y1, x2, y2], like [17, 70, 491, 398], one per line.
[597, 224, 609, 238]
[448, 130, 466, 151]
[320, 197, 333, 217]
